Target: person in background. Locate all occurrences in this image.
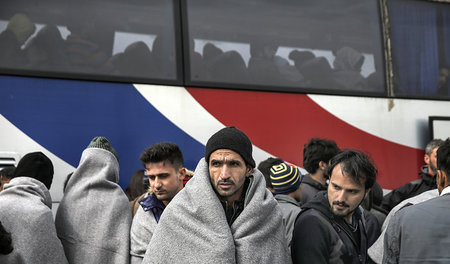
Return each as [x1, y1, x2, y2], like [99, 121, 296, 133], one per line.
[0, 152, 67, 263]
[125, 169, 147, 202]
[381, 139, 444, 212]
[270, 162, 303, 248]
[383, 138, 450, 263]
[0, 166, 15, 192]
[0, 13, 36, 67]
[55, 137, 130, 264]
[300, 137, 340, 205]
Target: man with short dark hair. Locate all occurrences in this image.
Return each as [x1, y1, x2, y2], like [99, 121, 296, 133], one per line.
[381, 138, 444, 212]
[383, 138, 450, 263]
[130, 142, 186, 264]
[142, 126, 290, 264]
[300, 138, 340, 205]
[291, 149, 377, 264]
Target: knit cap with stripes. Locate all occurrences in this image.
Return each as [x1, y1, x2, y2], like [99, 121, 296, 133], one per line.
[270, 162, 302, 195]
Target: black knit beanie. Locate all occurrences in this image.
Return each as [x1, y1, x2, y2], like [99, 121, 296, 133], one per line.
[205, 126, 255, 168]
[87, 136, 119, 161]
[14, 151, 54, 190]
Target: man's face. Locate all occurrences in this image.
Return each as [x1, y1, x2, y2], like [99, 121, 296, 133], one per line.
[145, 161, 185, 206]
[425, 147, 439, 175]
[328, 163, 368, 222]
[209, 149, 251, 203]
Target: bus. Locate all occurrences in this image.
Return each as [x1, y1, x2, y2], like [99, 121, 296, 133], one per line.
[1, 0, 450, 210]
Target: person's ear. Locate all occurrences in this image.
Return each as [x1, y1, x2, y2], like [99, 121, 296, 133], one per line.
[178, 167, 186, 181]
[246, 166, 253, 177]
[424, 153, 430, 165]
[319, 161, 327, 171]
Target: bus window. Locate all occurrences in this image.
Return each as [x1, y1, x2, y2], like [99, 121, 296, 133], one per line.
[0, 0, 178, 81]
[185, 0, 385, 95]
[388, 0, 450, 98]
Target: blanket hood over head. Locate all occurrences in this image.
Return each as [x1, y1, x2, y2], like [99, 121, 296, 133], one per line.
[55, 147, 131, 264]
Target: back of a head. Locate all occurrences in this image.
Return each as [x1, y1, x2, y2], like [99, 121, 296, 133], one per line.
[326, 149, 377, 190]
[13, 152, 54, 190]
[258, 157, 284, 188]
[140, 142, 184, 170]
[303, 138, 340, 174]
[437, 138, 450, 177]
[125, 169, 147, 201]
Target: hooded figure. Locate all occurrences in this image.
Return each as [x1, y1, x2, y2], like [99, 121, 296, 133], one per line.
[55, 137, 131, 264]
[332, 46, 368, 91]
[0, 13, 35, 67]
[0, 152, 68, 264]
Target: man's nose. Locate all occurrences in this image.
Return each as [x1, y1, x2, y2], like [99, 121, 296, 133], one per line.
[220, 165, 231, 179]
[336, 190, 346, 201]
[154, 177, 162, 188]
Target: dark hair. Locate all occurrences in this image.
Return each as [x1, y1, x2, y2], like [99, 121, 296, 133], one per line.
[257, 157, 284, 188]
[303, 138, 340, 174]
[327, 149, 377, 190]
[437, 138, 450, 177]
[0, 221, 13, 255]
[125, 169, 147, 201]
[140, 142, 184, 170]
[0, 166, 15, 180]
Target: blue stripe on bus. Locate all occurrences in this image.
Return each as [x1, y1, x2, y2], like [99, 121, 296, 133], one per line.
[0, 75, 205, 189]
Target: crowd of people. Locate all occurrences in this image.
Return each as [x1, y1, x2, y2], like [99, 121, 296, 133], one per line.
[0, 126, 449, 264]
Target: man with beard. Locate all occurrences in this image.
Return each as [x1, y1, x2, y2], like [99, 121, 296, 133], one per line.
[381, 139, 444, 212]
[141, 126, 290, 264]
[291, 149, 377, 264]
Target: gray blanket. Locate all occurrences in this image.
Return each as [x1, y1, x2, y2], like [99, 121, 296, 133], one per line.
[55, 148, 131, 264]
[0, 177, 68, 264]
[142, 158, 291, 264]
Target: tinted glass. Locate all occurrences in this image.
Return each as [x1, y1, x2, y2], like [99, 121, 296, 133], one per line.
[388, 0, 450, 98]
[0, 0, 177, 81]
[186, 0, 385, 94]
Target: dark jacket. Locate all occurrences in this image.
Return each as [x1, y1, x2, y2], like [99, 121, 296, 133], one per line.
[381, 166, 436, 212]
[299, 174, 327, 205]
[291, 191, 374, 264]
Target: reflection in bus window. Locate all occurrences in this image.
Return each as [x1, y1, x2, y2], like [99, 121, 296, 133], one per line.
[186, 0, 385, 94]
[389, 0, 450, 97]
[0, 0, 177, 81]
